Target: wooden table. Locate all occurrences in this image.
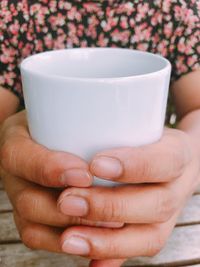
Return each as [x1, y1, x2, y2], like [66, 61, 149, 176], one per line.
[1, 178, 200, 267]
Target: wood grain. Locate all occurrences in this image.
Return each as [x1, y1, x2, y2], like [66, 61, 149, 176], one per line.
[0, 179, 3, 190]
[0, 225, 200, 267]
[126, 224, 200, 266]
[0, 212, 20, 242]
[0, 191, 12, 212]
[177, 194, 200, 225]
[0, 244, 90, 267]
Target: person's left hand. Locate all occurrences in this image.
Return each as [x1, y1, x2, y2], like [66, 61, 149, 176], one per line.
[56, 127, 200, 267]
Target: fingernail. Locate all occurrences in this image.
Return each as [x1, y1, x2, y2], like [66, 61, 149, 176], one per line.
[62, 236, 90, 255]
[60, 168, 92, 186]
[58, 195, 89, 216]
[91, 156, 123, 179]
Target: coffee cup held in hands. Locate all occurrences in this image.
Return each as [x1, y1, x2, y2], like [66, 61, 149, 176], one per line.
[20, 48, 171, 186]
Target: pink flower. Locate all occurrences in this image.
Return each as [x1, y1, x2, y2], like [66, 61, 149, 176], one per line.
[54, 35, 66, 49]
[40, 0, 49, 4]
[4, 72, 16, 86]
[88, 15, 100, 28]
[97, 33, 109, 47]
[0, 75, 5, 85]
[80, 40, 88, 48]
[101, 20, 109, 31]
[129, 18, 135, 28]
[49, 0, 57, 12]
[187, 56, 197, 66]
[21, 43, 33, 57]
[86, 25, 97, 40]
[137, 3, 149, 17]
[59, 1, 72, 10]
[10, 3, 18, 16]
[137, 43, 149, 51]
[67, 6, 78, 20]
[30, 4, 41, 15]
[44, 34, 53, 49]
[111, 29, 130, 44]
[83, 3, 101, 13]
[162, 0, 172, 13]
[176, 56, 188, 74]
[120, 16, 129, 29]
[2, 10, 12, 24]
[77, 24, 84, 37]
[177, 42, 187, 53]
[10, 35, 18, 47]
[174, 26, 184, 37]
[151, 11, 162, 26]
[164, 22, 173, 38]
[157, 40, 168, 57]
[115, 3, 135, 15]
[15, 81, 22, 93]
[1, 45, 17, 63]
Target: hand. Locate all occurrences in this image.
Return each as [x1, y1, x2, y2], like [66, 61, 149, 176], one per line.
[56, 128, 200, 267]
[0, 111, 123, 254]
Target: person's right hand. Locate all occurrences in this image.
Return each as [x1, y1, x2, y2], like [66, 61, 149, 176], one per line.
[0, 111, 122, 253]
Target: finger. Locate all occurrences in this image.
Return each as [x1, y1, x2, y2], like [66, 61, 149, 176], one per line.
[89, 258, 126, 267]
[13, 212, 62, 253]
[60, 212, 179, 259]
[14, 213, 124, 257]
[89, 128, 191, 183]
[4, 171, 74, 227]
[5, 172, 122, 228]
[0, 111, 93, 187]
[57, 184, 178, 224]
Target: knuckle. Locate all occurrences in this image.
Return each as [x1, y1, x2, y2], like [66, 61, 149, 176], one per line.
[100, 198, 122, 221]
[136, 150, 152, 179]
[154, 187, 176, 223]
[91, 229, 117, 258]
[100, 200, 112, 221]
[15, 189, 29, 218]
[38, 151, 59, 187]
[107, 236, 118, 255]
[169, 130, 190, 177]
[21, 226, 38, 250]
[38, 162, 49, 186]
[35, 152, 49, 186]
[0, 140, 14, 171]
[15, 188, 37, 220]
[146, 225, 165, 256]
[142, 160, 151, 178]
[171, 149, 185, 177]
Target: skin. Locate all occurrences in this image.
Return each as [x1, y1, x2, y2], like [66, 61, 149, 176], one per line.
[0, 88, 19, 121]
[0, 69, 200, 267]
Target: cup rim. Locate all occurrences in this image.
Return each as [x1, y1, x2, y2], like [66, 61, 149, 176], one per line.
[20, 47, 171, 82]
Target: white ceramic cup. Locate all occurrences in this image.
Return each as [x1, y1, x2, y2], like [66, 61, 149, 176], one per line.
[20, 47, 171, 186]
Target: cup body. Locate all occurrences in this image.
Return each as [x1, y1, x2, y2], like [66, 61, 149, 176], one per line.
[20, 48, 171, 186]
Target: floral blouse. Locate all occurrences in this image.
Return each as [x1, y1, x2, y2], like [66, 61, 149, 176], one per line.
[0, 0, 200, 109]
